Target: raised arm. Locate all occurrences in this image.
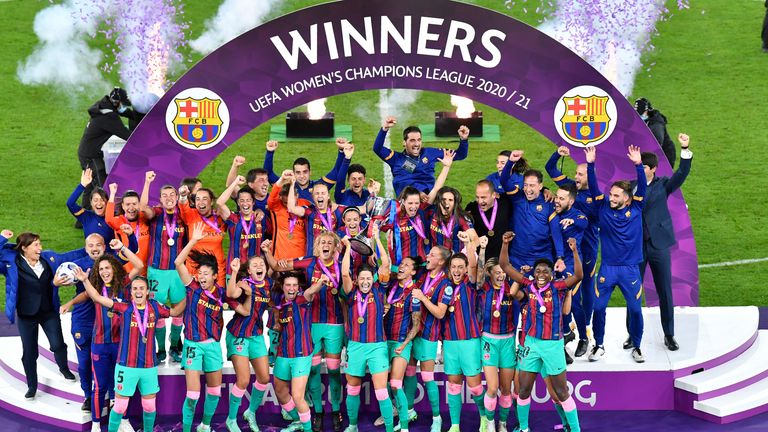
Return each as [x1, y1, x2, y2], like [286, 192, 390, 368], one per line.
[174, 222, 205, 285]
[334, 142, 354, 202]
[584, 146, 602, 198]
[139, 171, 156, 220]
[498, 231, 525, 283]
[225, 155, 246, 199]
[316, 142, 346, 189]
[548, 213, 566, 272]
[665, 133, 692, 195]
[75, 268, 114, 309]
[563, 238, 583, 288]
[373, 117, 397, 162]
[500, 150, 524, 194]
[286, 179, 307, 217]
[341, 238, 354, 295]
[303, 274, 328, 302]
[453, 125, 469, 161]
[263, 140, 280, 184]
[425, 149, 454, 204]
[67, 170, 91, 215]
[459, 231, 477, 283]
[105, 183, 121, 230]
[476, 236, 489, 286]
[217, 175, 245, 221]
[372, 223, 390, 277]
[628, 145, 646, 199]
[546, 147, 576, 186]
[111, 238, 144, 279]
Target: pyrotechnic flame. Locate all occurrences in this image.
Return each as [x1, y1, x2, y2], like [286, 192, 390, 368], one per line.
[450, 95, 475, 118]
[307, 99, 327, 120]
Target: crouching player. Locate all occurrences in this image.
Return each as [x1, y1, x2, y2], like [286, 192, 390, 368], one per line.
[500, 233, 583, 432]
[76, 269, 170, 432]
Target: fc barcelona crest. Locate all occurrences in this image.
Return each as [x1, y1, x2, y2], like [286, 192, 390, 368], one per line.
[166, 87, 230, 150]
[553, 85, 617, 147]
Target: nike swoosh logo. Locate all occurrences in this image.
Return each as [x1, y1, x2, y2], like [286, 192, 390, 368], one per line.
[631, 280, 638, 285]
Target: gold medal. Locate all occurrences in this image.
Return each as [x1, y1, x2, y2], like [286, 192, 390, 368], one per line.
[331, 288, 338, 295]
[493, 310, 501, 318]
[539, 305, 547, 314]
[142, 337, 148, 343]
[448, 306, 455, 313]
[243, 241, 249, 249]
[357, 317, 365, 324]
[107, 312, 114, 318]
[287, 233, 294, 240]
[167, 238, 175, 246]
[487, 230, 494, 237]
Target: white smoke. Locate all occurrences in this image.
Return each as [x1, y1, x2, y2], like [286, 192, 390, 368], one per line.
[538, 0, 667, 96]
[190, 0, 280, 55]
[378, 89, 421, 198]
[17, 2, 108, 92]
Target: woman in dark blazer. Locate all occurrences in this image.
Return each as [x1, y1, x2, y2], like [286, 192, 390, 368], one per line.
[0, 229, 85, 399]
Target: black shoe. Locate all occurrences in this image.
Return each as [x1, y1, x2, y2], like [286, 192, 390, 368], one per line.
[82, 397, 91, 412]
[61, 369, 77, 382]
[312, 411, 324, 432]
[664, 336, 679, 351]
[74, 220, 83, 229]
[622, 336, 633, 350]
[574, 339, 589, 357]
[564, 348, 574, 365]
[24, 388, 36, 400]
[563, 331, 575, 345]
[331, 410, 343, 432]
[157, 350, 167, 362]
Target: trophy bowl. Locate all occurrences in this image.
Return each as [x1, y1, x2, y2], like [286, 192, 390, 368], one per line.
[349, 232, 375, 256]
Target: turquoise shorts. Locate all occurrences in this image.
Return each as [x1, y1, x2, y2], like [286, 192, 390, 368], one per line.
[443, 339, 482, 377]
[518, 336, 566, 377]
[481, 334, 517, 369]
[274, 355, 313, 381]
[311, 323, 345, 355]
[226, 331, 268, 360]
[114, 364, 159, 397]
[412, 338, 438, 362]
[387, 340, 413, 362]
[345, 341, 389, 377]
[182, 339, 223, 373]
[147, 267, 186, 305]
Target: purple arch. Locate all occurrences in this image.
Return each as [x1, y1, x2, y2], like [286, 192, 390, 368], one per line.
[108, 0, 698, 305]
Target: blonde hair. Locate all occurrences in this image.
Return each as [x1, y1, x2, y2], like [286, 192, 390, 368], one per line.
[312, 231, 341, 257]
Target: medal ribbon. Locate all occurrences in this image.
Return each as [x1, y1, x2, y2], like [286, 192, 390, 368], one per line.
[494, 281, 507, 314]
[440, 216, 455, 238]
[201, 214, 221, 233]
[132, 301, 149, 340]
[318, 209, 333, 232]
[203, 286, 223, 307]
[102, 285, 110, 298]
[288, 214, 297, 236]
[319, 261, 340, 288]
[479, 199, 498, 232]
[528, 281, 549, 312]
[423, 271, 443, 297]
[240, 213, 254, 238]
[388, 280, 413, 304]
[356, 291, 369, 319]
[409, 216, 427, 240]
[164, 211, 177, 241]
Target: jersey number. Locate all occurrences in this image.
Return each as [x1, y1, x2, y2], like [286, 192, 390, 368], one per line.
[116, 370, 124, 384]
[186, 346, 197, 359]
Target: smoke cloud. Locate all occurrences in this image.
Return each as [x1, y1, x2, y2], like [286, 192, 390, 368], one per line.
[378, 89, 421, 198]
[190, 0, 280, 55]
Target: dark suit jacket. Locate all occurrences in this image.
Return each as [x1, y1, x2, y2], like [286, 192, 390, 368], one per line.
[632, 155, 692, 250]
[15, 255, 54, 317]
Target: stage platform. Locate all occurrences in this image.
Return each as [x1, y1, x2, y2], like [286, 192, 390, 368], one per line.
[1, 306, 766, 430]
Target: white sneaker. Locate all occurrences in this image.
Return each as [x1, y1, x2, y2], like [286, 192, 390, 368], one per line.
[588, 345, 605, 362]
[480, 416, 488, 432]
[408, 408, 418, 422]
[487, 419, 497, 432]
[196, 423, 212, 432]
[226, 417, 242, 432]
[375, 405, 398, 426]
[118, 418, 135, 432]
[243, 409, 259, 431]
[498, 422, 509, 432]
[91, 422, 101, 432]
[281, 408, 292, 421]
[279, 421, 303, 432]
[430, 415, 442, 432]
[632, 347, 646, 363]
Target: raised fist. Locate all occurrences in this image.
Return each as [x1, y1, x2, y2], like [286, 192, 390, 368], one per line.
[266, 140, 279, 152]
[233, 155, 246, 167]
[557, 146, 570, 157]
[145, 171, 156, 183]
[382, 116, 397, 131]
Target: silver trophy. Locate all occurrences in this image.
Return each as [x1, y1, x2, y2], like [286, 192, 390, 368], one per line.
[349, 232, 375, 256]
[365, 196, 395, 219]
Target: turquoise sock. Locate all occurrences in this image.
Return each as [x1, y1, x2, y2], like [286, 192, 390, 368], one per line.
[403, 374, 417, 410]
[248, 384, 266, 413]
[346, 393, 361, 426]
[472, 392, 486, 419]
[378, 396, 395, 432]
[486, 396, 496, 421]
[328, 367, 342, 411]
[228, 390, 243, 420]
[169, 324, 182, 347]
[448, 391, 462, 426]
[308, 364, 323, 413]
[302, 418, 312, 432]
[516, 400, 531, 430]
[202, 392, 220, 425]
[287, 407, 299, 421]
[143, 410, 156, 432]
[182, 396, 199, 432]
[107, 409, 122, 432]
[155, 326, 167, 353]
[500, 405, 510, 422]
[424, 380, 440, 417]
[554, 402, 567, 425]
[563, 403, 581, 432]
[394, 388, 409, 431]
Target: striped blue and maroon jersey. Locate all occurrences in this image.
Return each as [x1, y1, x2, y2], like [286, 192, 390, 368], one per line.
[303, 206, 344, 255]
[276, 294, 314, 358]
[147, 207, 186, 270]
[519, 278, 569, 341]
[93, 279, 131, 345]
[442, 277, 481, 341]
[266, 288, 283, 329]
[225, 212, 269, 274]
[382, 202, 434, 264]
[477, 279, 520, 335]
[294, 257, 344, 325]
[183, 280, 224, 342]
[383, 280, 421, 342]
[428, 212, 473, 253]
[344, 282, 387, 343]
[226, 277, 273, 338]
[417, 271, 452, 342]
[112, 300, 170, 368]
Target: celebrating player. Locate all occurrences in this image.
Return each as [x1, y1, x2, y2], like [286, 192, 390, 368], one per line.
[67, 168, 113, 242]
[106, 183, 151, 273]
[263, 139, 347, 202]
[287, 177, 344, 256]
[500, 233, 583, 432]
[216, 175, 269, 273]
[178, 185, 227, 287]
[428, 186, 477, 253]
[340, 234, 395, 432]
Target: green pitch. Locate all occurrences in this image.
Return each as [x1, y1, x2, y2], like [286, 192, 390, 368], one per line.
[0, 1, 766, 308]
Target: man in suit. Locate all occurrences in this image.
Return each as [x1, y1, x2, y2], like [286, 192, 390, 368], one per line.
[634, 133, 693, 351]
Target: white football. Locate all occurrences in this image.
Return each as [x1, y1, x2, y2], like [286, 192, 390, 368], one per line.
[55, 262, 80, 284]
